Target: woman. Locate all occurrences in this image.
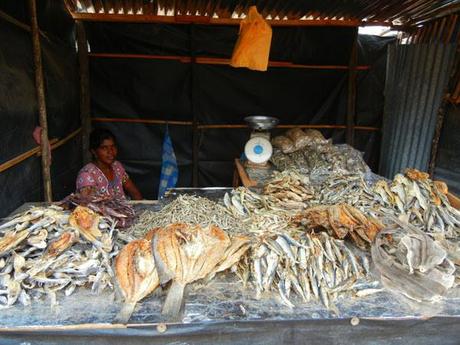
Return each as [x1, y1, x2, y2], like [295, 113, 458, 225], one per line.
[76, 128, 142, 200]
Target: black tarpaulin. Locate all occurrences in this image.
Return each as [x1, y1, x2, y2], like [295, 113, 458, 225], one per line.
[1, 317, 460, 345]
[0, 1, 80, 218]
[88, 23, 392, 197]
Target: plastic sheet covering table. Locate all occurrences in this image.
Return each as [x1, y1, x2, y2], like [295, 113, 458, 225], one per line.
[1, 202, 460, 344]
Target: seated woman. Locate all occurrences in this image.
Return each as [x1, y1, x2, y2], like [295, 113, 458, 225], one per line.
[76, 128, 142, 200]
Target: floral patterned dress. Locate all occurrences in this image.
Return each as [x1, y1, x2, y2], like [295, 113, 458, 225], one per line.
[76, 161, 129, 199]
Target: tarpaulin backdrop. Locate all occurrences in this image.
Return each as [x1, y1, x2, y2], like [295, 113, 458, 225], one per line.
[0, 0, 80, 218]
[87, 23, 393, 198]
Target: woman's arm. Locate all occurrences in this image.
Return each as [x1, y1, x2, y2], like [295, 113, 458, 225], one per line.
[124, 178, 143, 200]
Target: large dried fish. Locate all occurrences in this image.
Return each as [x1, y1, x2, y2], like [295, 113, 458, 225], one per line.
[152, 223, 230, 318]
[114, 239, 159, 323]
[372, 218, 455, 302]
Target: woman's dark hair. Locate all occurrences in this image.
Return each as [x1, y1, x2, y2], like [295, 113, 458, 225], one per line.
[89, 128, 117, 150]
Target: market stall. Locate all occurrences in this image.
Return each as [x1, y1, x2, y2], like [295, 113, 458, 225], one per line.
[1, 0, 460, 343]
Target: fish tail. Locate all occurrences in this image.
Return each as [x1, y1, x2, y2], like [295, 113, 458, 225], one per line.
[113, 302, 136, 324]
[162, 281, 185, 319]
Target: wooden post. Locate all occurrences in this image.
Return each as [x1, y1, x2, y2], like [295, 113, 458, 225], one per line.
[28, 0, 52, 202]
[346, 27, 358, 146]
[428, 101, 448, 177]
[76, 20, 92, 163]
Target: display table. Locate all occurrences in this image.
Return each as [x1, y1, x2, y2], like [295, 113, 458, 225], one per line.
[1, 201, 460, 344]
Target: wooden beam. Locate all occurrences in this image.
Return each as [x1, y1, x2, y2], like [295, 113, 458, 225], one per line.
[346, 27, 358, 146]
[28, 0, 52, 202]
[88, 53, 372, 70]
[0, 139, 58, 173]
[91, 117, 380, 131]
[76, 21, 92, 164]
[92, 117, 193, 125]
[70, 12, 362, 26]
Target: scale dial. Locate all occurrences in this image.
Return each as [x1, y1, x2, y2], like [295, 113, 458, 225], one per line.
[244, 137, 273, 164]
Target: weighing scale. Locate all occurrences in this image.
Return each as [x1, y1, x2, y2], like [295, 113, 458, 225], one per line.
[243, 116, 279, 166]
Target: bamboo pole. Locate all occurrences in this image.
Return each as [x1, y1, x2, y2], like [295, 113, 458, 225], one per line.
[0, 129, 81, 173]
[0, 139, 58, 173]
[346, 27, 358, 146]
[28, 0, 52, 202]
[76, 21, 92, 164]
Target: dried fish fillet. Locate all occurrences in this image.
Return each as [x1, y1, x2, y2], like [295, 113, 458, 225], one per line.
[69, 206, 102, 244]
[152, 223, 230, 318]
[0, 230, 30, 257]
[114, 239, 159, 323]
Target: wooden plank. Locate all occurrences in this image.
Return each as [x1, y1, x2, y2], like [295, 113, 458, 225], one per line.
[234, 159, 257, 188]
[92, 117, 193, 125]
[88, 52, 371, 70]
[92, 118, 380, 131]
[28, 0, 52, 202]
[70, 12, 361, 26]
[76, 21, 92, 164]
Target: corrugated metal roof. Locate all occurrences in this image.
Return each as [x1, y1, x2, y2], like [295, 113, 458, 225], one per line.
[64, 0, 460, 26]
[379, 42, 456, 178]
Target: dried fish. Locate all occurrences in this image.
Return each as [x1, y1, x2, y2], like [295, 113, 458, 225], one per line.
[114, 239, 159, 324]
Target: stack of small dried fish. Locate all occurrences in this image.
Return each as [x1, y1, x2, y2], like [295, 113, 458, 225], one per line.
[262, 170, 315, 210]
[242, 232, 376, 310]
[365, 170, 460, 237]
[372, 218, 455, 302]
[226, 171, 313, 216]
[316, 173, 370, 206]
[270, 141, 369, 177]
[60, 193, 136, 228]
[127, 195, 245, 238]
[0, 205, 118, 307]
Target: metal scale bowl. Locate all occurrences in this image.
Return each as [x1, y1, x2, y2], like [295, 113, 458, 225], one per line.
[244, 116, 279, 165]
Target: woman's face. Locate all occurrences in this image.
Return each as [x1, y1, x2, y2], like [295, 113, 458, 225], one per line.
[93, 138, 117, 165]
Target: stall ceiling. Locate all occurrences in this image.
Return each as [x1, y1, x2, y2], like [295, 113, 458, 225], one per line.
[65, 0, 460, 26]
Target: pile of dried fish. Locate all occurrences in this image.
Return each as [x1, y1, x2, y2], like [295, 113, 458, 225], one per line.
[0, 206, 118, 307]
[60, 193, 136, 228]
[365, 170, 460, 237]
[225, 171, 313, 216]
[271, 141, 370, 177]
[293, 204, 383, 250]
[127, 195, 245, 238]
[372, 218, 456, 302]
[244, 232, 377, 311]
[317, 173, 370, 206]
